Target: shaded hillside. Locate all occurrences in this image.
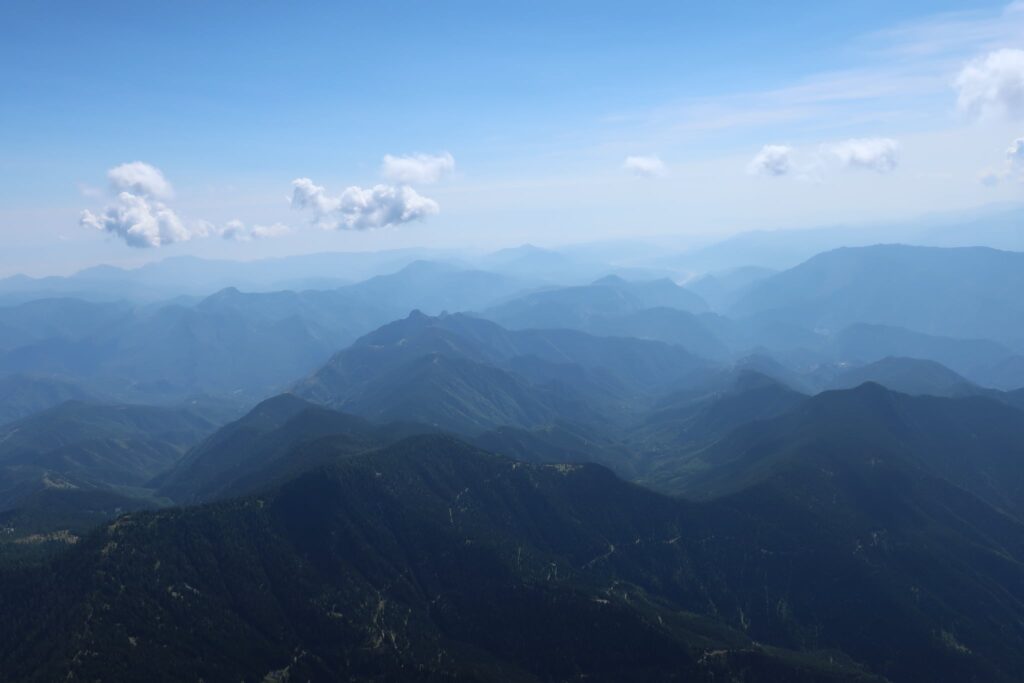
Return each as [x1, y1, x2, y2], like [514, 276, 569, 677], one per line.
[0, 436, 890, 682]
[0, 401, 215, 510]
[0, 374, 99, 426]
[156, 394, 387, 504]
[3, 431, 1024, 681]
[296, 311, 711, 433]
[668, 383, 1024, 520]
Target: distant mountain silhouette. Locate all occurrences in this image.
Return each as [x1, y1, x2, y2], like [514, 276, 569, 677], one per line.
[0, 374, 99, 426]
[826, 357, 977, 397]
[484, 275, 709, 333]
[733, 245, 1024, 343]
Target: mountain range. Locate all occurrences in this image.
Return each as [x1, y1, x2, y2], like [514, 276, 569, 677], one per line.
[2, 241, 1024, 680]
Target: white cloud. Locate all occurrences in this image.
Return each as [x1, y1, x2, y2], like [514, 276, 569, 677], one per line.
[80, 191, 192, 248]
[828, 137, 900, 172]
[251, 222, 291, 239]
[979, 135, 1024, 186]
[220, 220, 292, 242]
[955, 48, 1024, 120]
[1007, 136, 1024, 164]
[81, 162, 216, 248]
[290, 178, 440, 230]
[381, 152, 455, 184]
[746, 145, 793, 176]
[107, 161, 174, 199]
[623, 155, 669, 177]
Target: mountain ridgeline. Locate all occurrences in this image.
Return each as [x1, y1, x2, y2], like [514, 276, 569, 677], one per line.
[1, 242, 1024, 680]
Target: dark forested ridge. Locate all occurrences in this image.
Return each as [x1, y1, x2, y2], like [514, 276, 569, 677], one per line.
[3, 429, 1023, 681]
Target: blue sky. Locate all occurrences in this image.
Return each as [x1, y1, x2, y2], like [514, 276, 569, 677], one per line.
[1, 0, 1022, 274]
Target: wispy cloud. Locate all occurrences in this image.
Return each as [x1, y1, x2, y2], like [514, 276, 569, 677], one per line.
[828, 138, 900, 172]
[600, 2, 1024, 154]
[623, 155, 668, 177]
[381, 152, 455, 184]
[220, 219, 292, 242]
[747, 137, 900, 180]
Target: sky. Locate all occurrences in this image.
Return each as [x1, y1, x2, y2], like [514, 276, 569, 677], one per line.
[1, 0, 1023, 275]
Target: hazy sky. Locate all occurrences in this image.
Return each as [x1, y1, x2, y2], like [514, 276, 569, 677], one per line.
[2, 0, 1024, 275]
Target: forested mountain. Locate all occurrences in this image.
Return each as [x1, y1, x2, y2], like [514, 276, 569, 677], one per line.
[0, 374, 99, 426]
[0, 401, 215, 511]
[4, 428, 1023, 682]
[296, 310, 712, 433]
[3, 242, 1024, 680]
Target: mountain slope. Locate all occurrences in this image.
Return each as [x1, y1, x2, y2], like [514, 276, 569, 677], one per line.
[4, 431, 1024, 681]
[155, 394, 386, 504]
[732, 245, 1024, 343]
[0, 401, 215, 510]
[296, 311, 712, 433]
[484, 274, 709, 332]
[826, 357, 978, 397]
[0, 374, 99, 426]
[671, 383, 1024, 520]
[0, 436, 889, 682]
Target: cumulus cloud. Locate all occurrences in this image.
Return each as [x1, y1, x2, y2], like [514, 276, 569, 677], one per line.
[290, 178, 439, 230]
[80, 162, 203, 247]
[746, 145, 793, 176]
[955, 48, 1024, 120]
[980, 136, 1024, 186]
[828, 137, 899, 172]
[220, 219, 292, 242]
[107, 161, 174, 199]
[81, 162, 250, 248]
[80, 191, 192, 248]
[380, 152, 455, 184]
[623, 155, 669, 177]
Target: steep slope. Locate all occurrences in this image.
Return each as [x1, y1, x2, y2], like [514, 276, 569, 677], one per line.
[155, 394, 386, 504]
